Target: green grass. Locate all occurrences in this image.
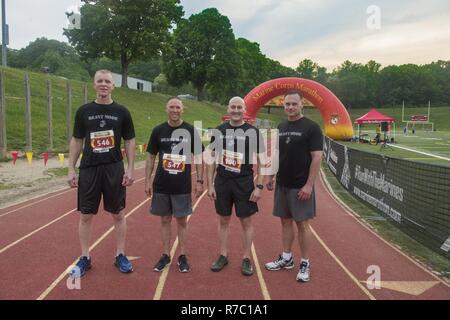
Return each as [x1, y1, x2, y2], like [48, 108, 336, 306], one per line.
[2, 66, 94, 154]
[1, 66, 229, 156]
[321, 162, 450, 278]
[297, 106, 450, 166]
[4, 63, 448, 165]
[350, 105, 450, 133]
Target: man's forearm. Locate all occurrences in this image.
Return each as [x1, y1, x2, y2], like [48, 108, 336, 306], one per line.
[194, 153, 204, 180]
[256, 154, 265, 185]
[305, 152, 323, 187]
[206, 163, 216, 188]
[68, 138, 83, 172]
[145, 154, 156, 181]
[206, 150, 216, 188]
[124, 138, 136, 170]
[195, 163, 204, 181]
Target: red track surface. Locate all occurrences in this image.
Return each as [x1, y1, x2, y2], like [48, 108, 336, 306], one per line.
[0, 167, 449, 300]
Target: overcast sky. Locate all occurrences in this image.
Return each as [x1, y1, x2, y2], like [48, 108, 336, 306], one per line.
[2, 0, 450, 71]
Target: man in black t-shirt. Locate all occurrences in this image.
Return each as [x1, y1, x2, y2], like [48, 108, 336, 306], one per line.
[206, 96, 266, 276]
[264, 90, 323, 283]
[67, 69, 136, 277]
[145, 96, 204, 273]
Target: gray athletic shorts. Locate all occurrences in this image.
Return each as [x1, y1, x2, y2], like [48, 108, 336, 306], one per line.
[150, 193, 192, 218]
[272, 184, 316, 222]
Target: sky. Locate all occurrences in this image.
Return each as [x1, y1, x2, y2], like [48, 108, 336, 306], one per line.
[2, 0, 450, 71]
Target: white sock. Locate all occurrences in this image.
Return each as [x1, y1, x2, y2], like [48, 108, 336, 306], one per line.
[301, 258, 309, 265]
[282, 252, 292, 260]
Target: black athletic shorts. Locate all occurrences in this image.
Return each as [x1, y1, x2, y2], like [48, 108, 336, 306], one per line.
[78, 161, 125, 214]
[214, 174, 258, 218]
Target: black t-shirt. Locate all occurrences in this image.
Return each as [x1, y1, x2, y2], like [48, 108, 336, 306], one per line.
[211, 122, 265, 178]
[147, 121, 204, 194]
[276, 117, 323, 188]
[73, 101, 135, 169]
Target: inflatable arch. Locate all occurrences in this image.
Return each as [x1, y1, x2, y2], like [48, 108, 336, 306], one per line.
[244, 78, 354, 140]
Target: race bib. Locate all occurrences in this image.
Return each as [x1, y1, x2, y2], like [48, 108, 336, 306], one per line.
[222, 150, 243, 173]
[162, 154, 186, 174]
[90, 130, 115, 153]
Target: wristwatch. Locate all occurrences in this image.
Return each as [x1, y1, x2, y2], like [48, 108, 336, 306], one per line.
[197, 179, 204, 184]
[256, 184, 264, 190]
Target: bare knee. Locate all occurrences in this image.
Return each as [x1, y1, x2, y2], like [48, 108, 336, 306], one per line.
[281, 217, 293, 227]
[161, 216, 172, 226]
[219, 216, 231, 227]
[111, 211, 126, 222]
[177, 216, 187, 228]
[240, 217, 252, 230]
[297, 220, 310, 232]
[80, 214, 94, 225]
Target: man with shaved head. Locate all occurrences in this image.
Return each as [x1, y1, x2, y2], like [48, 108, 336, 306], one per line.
[145, 96, 204, 273]
[206, 96, 265, 276]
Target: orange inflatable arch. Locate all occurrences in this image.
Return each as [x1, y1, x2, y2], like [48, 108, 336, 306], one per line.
[244, 78, 354, 140]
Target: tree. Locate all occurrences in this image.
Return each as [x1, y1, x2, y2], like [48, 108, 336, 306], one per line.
[296, 58, 329, 84]
[424, 60, 450, 105]
[329, 61, 368, 108]
[315, 66, 328, 84]
[64, 0, 182, 87]
[7, 37, 90, 81]
[163, 8, 239, 101]
[153, 73, 197, 96]
[234, 38, 270, 96]
[86, 57, 160, 82]
[266, 58, 297, 79]
[363, 60, 381, 106]
[296, 59, 317, 79]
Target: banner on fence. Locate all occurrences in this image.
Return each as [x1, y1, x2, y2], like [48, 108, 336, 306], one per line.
[323, 136, 450, 257]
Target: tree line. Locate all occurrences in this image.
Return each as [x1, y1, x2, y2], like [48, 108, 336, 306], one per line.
[4, 0, 450, 108]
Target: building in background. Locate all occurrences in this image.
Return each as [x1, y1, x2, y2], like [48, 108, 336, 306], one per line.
[111, 73, 152, 92]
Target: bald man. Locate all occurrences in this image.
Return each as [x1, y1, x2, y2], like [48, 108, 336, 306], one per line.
[145, 96, 204, 274]
[206, 96, 266, 276]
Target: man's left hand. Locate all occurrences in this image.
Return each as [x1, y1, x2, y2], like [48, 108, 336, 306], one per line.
[249, 188, 262, 203]
[122, 170, 134, 186]
[298, 184, 313, 200]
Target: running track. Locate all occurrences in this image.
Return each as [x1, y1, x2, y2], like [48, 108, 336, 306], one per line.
[0, 167, 449, 300]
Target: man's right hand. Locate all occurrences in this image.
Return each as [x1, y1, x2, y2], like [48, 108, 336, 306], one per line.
[207, 188, 217, 200]
[67, 171, 78, 188]
[145, 180, 152, 198]
[266, 176, 275, 191]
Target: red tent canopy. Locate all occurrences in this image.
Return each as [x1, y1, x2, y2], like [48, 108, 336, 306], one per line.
[354, 108, 395, 124]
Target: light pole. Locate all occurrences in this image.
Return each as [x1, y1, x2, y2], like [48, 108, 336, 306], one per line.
[1, 0, 7, 66]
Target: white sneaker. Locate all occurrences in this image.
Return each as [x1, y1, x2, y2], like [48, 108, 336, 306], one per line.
[296, 261, 310, 282]
[265, 254, 295, 271]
